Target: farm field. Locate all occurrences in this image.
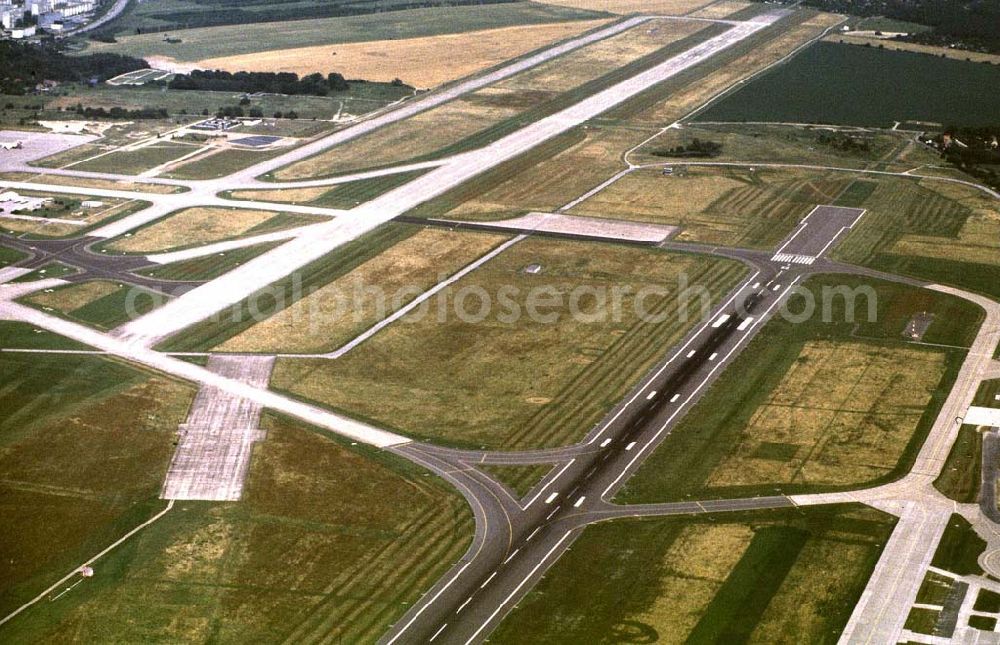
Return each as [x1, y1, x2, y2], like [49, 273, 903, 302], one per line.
[569, 167, 846, 249]
[83, 3, 607, 62]
[617, 274, 982, 503]
[832, 175, 1000, 299]
[826, 34, 1000, 65]
[101, 206, 322, 254]
[0, 354, 195, 619]
[271, 19, 719, 179]
[0, 412, 473, 644]
[199, 20, 611, 89]
[215, 228, 510, 354]
[269, 238, 747, 449]
[696, 42, 1000, 128]
[491, 505, 895, 644]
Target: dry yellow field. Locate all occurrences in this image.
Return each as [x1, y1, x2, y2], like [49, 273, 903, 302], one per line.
[105, 207, 283, 253]
[707, 341, 946, 488]
[228, 186, 331, 204]
[217, 228, 508, 353]
[198, 20, 608, 89]
[825, 34, 1000, 64]
[632, 524, 752, 639]
[24, 280, 120, 313]
[274, 98, 523, 179]
[497, 17, 708, 92]
[538, 0, 714, 14]
[449, 124, 659, 218]
[689, 0, 752, 19]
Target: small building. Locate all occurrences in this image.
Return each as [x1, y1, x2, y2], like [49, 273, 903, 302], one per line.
[81, 200, 104, 208]
[523, 263, 543, 275]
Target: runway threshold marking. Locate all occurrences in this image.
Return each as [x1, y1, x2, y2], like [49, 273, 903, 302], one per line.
[544, 492, 559, 504]
[686, 350, 696, 358]
[646, 390, 657, 400]
[670, 393, 680, 403]
[708, 352, 718, 361]
[625, 441, 636, 451]
[600, 437, 612, 447]
[711, 314, 731, 328]
[574, 496, 586, 508]
[737, 317, 754, 331]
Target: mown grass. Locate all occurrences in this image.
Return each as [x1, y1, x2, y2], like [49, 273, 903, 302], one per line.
[932, 514, 986, 576]
[974, 379, 1000, 408]
[618, 275, 983, 503]
[72, 142, 196, 175]
[933, 425, 983, 503]
[0, 353, 194, 619]
[0, 321, 89, 350]
[0, 246, 26, 267]
[272, 241, 747, 450]
[975, 589, 1000, 613]
[480, 464, 553, 498]
[491, 504, 894, 644]
[0, 412, 473, 643]
[11, 262, 77, 282]
[156, 223, 417, 352]
[138, 241, 283, 282]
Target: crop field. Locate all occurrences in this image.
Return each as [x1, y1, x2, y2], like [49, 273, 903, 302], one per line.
[199, 20, 610, 89]
[270, 239, 746, 449]
[571, 167, 847, 249]
[491, 504, 894, 644]
[215, 228, 511, 354]
[705, 340, 946, 489]
[0, 354, 195, 619]
[825, 35, 1000, 65]
[84, 3, 607, 62]
[696, 42, 1000, 128]
[618, 275, 981, 503]
[832, 175, 1000, 299]
[102, 207, 321, 254]
[272, 20, 723, 179]
[0, 413, 473, 643]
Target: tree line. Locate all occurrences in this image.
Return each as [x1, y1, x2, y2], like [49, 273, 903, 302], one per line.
[0, 41, 148, 95]
[168, 70, 353, 96]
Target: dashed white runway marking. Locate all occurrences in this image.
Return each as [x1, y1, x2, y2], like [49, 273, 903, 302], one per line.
[545, 492, 559, 504]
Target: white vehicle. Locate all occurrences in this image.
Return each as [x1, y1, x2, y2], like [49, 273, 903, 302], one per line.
[0, 140, 23, 150]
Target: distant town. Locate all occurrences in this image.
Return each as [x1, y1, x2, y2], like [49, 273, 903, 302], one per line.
[1, 0, 97, 39]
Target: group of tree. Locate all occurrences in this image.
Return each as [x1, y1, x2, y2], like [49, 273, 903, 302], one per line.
[934, 126, 1000, 189]
[785, 0, 1000, 54]
[213, 105, 297, 119]
[72, 104, 168, 119]
[816, 131, 873, 153]
[168, 70, 352, 96]
[0, 41, 148, 95]
[650, 138, 723, 158]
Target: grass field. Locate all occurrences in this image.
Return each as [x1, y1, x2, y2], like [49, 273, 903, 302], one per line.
[216, 228, 510, 354]
[22, 280, 170, 330]
[570, 167, 846, 248]
[933, 425, 983, 503]
[0, 321, 89, 349]
[704, 340, 946, 489]
[72, 141, 200, 175]
[270, 239, 746, 449]
[832, 175, 1000, 300]
[491, 504, 894, 644]
[102, 206, 321, 254]
[0, 411, 473, 643]
[696, 41, 1000, 128]
[932, 514, 985, 576]
[84, 3, 607, 62]
[826, 34, 1000, 65]
[138, 241, 283, 282]
[163, 147, 287, 180]
[539, 0, 712, 12]
[618, 274, 982, 502]
[0, 354, 195, 619]
[199, 20, 610, 89]
[974, 380, 1000, 408]
[480, 464, 554, 497]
